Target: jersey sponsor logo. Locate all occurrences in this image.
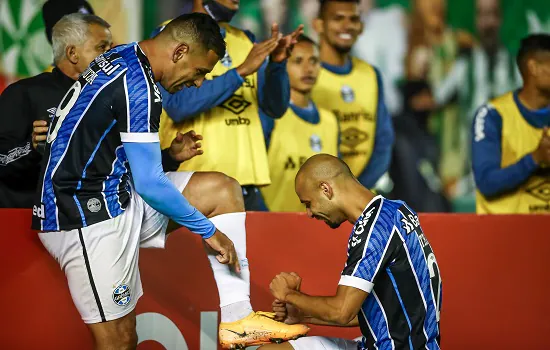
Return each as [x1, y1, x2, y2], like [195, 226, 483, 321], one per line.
[32, 203, 46, 219]
[400, 212, 420, 235]
[474, 106, 489, 142]
[82, 67, 98, 85]
[112, 284, 131, 307]
[341, 85, 355, 103]
[340, 127, 369, 150]
[95, 54, 121, 76]
[222, 95, 252, 116]
[351, 206, 376, 247]
[0, 142, 32, 166]
[87, 198, 102, 213]
[526, 179, 550, 213]
[332, 110, 374, 123]
[310, 134, 322, 152]
[284, 156, 308, 170]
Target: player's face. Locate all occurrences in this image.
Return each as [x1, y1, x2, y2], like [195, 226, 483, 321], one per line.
[296, 180, 345, 229]
[75, 24, 112, 74]
[316, 2, 362, 54]
[162, 46, 219, 94]
[287, 41, 320, 94]
[215, 0, 240, 11]
[533, 53, 550, 95]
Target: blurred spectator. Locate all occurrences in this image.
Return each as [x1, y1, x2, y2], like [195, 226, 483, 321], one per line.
[0, 13, 111, 208]
[353, 0, 408, 116]
[41, 0, 95, 73]
[157, 0, 302, 211]
[472, 34, 550, 214]
[432, 0, 522, 211]
[261, 35, 339, 212]
[311, 0, 394, 190]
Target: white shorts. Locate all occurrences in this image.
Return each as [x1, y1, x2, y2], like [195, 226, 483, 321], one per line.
[289, 336, 361, 350]
[39, 171, 194, 324]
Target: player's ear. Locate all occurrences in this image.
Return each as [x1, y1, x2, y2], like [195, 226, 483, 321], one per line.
[312, 17, 324, 36]
[173, 43, 190, 63]
[66, 45, 79, 65]
[320, 182, 333, 199]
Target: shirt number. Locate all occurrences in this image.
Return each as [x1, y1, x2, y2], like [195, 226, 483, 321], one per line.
[47, 81, 82, 143]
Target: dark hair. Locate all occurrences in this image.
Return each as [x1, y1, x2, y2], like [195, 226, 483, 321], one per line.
[516, 34, 550, 76]
[296, 34, 317, 46]
[318, 0, 359, 18]
[163, 13, 226, 59]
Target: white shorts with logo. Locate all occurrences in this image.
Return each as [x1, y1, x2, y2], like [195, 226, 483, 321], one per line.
[39, 171, 194, 324]
[289, 336, 361, 350]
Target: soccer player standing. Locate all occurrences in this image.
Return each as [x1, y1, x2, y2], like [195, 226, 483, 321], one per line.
[261, 154, 442, 350]
[473, 34, 550, 214]
[33, 13, 307, 349]
[311, 0, 394, 189]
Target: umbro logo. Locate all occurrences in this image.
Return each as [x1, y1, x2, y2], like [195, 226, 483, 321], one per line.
[47, 107, 56, 119]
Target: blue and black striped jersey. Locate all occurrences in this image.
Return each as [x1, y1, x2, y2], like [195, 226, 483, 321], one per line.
[32, 43, 162, 231]
[340, 196, 442, 350]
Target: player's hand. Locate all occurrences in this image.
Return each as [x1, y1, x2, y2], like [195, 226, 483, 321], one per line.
[272, 299, 304, 324]
[532, 127, 550, 166]
[32, 120, 49, 149]
[270, 272, 300, 302]
[236, 35, 280, 77]
[168, 130, 203, 163]
[204, 229, 241, 273]
[270, 23, 304, 63]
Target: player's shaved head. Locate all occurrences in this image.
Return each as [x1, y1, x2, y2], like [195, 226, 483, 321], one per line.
[295, 154, 358, 229]
[296, 154, 353, 188]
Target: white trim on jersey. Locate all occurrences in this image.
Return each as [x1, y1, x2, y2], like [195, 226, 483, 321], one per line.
[338, 275, 374, 293]
[394, 223, 431, 350]
[120, 132, 159, 143]
[45, 68, 127, 231]
[373, 291, 396, 350]
[135, 45, 151, 133]
[352, 196, 384, 276]
[123, 74, 131, 133]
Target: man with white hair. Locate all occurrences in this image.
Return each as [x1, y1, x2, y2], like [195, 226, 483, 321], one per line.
[0, 13, 112, 208]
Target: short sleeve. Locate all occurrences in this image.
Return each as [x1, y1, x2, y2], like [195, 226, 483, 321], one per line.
[339, 198, 401, 293]
[116, 63, 162, 143]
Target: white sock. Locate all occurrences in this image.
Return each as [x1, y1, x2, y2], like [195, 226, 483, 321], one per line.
[208, 212, 253, 323]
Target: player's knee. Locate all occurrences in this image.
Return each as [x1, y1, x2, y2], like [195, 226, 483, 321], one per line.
[118, 327, 138, 350]
[209, 172, 244, 207]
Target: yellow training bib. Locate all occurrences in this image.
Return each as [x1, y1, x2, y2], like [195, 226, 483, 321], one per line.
[476, 92, 549, 214]
[312, 57, 378, 176]
[159, 24, 270, 186]
[261, 106, 339, 212]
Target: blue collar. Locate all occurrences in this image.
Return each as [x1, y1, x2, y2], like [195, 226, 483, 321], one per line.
[290, 101, 320, 124]
[321, 58, 353, 75]
[513, 90, 550, 129]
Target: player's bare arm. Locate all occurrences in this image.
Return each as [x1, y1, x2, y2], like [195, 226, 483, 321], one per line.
[270, 272, 367, 326]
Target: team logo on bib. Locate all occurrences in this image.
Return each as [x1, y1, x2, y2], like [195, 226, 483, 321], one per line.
[112, 284, 131, 307]
[341, 85, 355, 103]
[221, 52, 233, 68]
[87, 198, 101, 213]
[310, 134, 322, 152]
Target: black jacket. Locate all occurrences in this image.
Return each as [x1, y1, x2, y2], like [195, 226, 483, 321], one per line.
[0, 67, 181, 208]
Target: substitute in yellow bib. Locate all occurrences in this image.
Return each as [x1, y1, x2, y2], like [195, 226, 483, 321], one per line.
[155, 0, 303, 210]
[311, 0, 394, 188]
[261, 35, 339, 212]
[472, 34, 550, 214]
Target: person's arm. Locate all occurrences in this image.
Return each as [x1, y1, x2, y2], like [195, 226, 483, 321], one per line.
[160, 70, 244, 122]
[357, 69, 395, 187]
[259, 108, 276, 148]
[160, 130, 204, 172]
[302, 315, 359, 327]
[0, 82, 41, 179]
[257, 59, 290, 119]
[472, 105, 538, 197]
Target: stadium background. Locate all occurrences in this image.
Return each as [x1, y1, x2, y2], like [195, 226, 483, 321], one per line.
[1, 1, 550, 349]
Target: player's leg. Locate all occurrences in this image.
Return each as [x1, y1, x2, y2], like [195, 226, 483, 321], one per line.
[259, 337, 360, 350]
[39, 195, 146, 350]
[155, 171, 308, 348]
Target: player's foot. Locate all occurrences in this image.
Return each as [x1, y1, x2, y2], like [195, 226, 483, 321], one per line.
[219, 311, 309, 349]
